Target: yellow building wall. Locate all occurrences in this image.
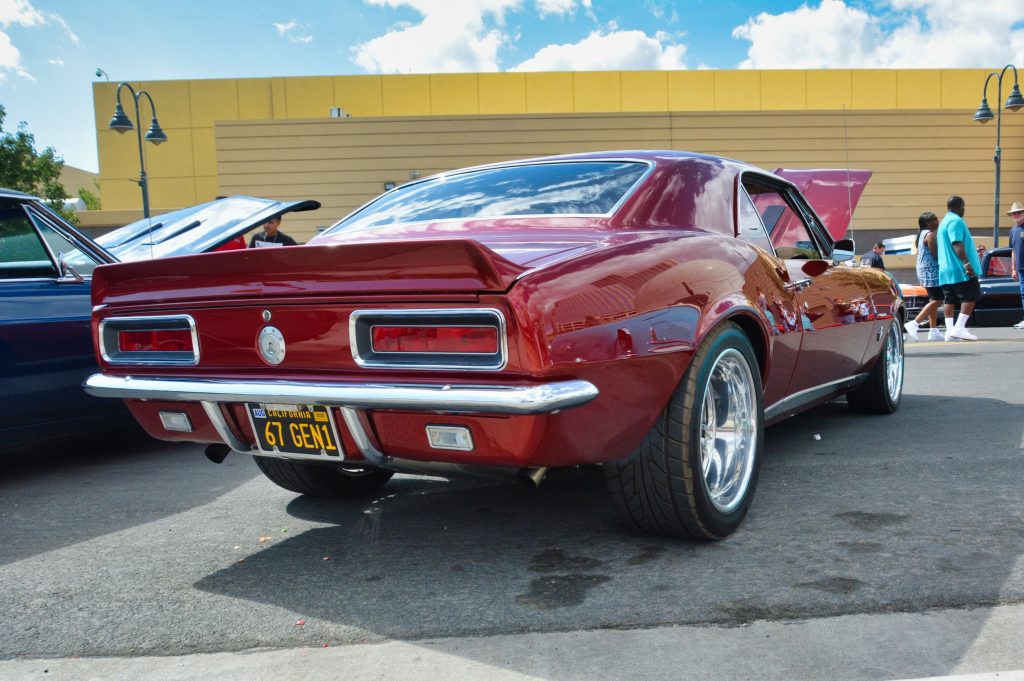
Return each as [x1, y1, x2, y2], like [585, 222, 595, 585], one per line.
[93, 68, 1009, 234]
[213, 109, 1024, 245]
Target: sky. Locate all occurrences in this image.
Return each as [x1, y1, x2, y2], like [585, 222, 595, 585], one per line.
[2, 0, 1024, 173]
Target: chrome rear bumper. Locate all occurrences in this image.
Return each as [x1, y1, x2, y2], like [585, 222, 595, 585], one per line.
[83, 373, 600, 468]
[83, 374, 599, 415]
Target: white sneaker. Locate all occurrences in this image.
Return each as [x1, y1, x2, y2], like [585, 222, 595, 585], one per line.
[1014, 320, 1024, 329]
[903, 320, 920, 341]
[946, 326, 978, 341]
[927, 329, 945, 341]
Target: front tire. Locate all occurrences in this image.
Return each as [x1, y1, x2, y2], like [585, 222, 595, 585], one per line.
[847, 319, 904, 414]
[254, 456, 394, 497]
[604, 322, 764, 540]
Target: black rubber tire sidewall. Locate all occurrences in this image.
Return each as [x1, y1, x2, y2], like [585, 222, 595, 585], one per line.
[683, 326, 765, 537]
[603, 322, 765, 540]
[254, 456, 394, 497]
[848, 320, 903, 414]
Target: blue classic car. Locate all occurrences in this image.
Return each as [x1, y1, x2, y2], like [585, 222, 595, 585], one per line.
[0, 190, 319, 451]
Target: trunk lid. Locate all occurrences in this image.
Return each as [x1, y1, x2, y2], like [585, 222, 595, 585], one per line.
[92, 222, 660, 309]
[92, 239, 530, 308]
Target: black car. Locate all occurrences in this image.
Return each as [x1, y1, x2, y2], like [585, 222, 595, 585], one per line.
[902, 247, 1022, 326]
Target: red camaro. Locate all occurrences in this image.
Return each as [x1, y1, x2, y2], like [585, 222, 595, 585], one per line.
[85, 151, 904, 539]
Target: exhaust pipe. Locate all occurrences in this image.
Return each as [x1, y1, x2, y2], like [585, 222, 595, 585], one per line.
[367, 456, 548, 488]
[205, 443, 231, 464]
[518, 466, 548, 488]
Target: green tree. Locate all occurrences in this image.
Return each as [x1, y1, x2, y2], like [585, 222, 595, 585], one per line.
[78, 184, 101, 210]
[0, 104, 77, 223]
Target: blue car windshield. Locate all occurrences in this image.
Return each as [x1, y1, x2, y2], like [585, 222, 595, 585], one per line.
[324, 161, 648, 233]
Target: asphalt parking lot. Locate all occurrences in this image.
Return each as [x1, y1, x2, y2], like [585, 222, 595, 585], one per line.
[1, 328, 1023, 680]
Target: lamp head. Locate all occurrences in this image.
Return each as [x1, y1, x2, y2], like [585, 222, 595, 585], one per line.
[1005, 83, 1024, 112]
[973, 97, 995, 123]
[108, 102, 133, 133]
[144, 118, 167, 145]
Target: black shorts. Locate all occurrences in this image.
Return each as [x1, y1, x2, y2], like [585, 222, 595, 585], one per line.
[925, 285, 944, 301]
[942, 277, 981, 304]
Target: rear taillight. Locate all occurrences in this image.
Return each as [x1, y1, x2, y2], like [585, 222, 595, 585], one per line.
[118, 329, 194, 353]
[99, 315, 199, 365]
[371, 326, 499, 354]
[351, 309, 506, 370]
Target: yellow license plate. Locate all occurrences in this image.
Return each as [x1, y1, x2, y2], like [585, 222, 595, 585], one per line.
[246, 403, 343, 457]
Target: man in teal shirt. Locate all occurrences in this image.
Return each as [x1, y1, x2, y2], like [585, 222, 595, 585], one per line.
[936, 195, 981, 341]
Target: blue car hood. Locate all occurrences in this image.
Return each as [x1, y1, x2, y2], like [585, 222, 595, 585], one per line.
[96, 196, 320, 261]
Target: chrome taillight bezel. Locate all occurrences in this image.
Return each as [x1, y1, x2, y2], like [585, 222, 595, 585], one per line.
[98, 315, 200, 366]
[349, 309, 507, 371]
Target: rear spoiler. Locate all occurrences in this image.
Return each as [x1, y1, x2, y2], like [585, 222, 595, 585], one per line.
[92, 239, 528, 309]
[774, 168, 872, 241]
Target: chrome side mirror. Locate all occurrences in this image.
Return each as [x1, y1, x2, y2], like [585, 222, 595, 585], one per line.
[56, 251, 84, 283]
[832, 238, 856, 263]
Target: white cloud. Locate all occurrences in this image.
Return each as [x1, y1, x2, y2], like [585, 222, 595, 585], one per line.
[733, 0, 1024, 68]
[511, 29, 687, 71]
[0, 0, 44, 28]
[0, 0, 76, 81]
[0, 0, 39, 81]
[535, 0, 591, 18]
[644, 1, 677, 23]
[353, 0, 520, 73]
[47, 56, 62, 65]
[46, 12, 78, 45]
[274, 19, 313, 44]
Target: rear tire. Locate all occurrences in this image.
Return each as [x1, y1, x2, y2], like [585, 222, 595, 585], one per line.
[254, 456, 394, 497]
[847, 319, 904, 415]
[604, 322, 764, 540]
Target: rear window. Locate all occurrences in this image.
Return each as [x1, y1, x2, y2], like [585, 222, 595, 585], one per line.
[327, 161, 649, 232]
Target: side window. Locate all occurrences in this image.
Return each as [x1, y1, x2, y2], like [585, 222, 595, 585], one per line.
[0, 205, 57, 279]
[28, 210, 100, 276]
[736, 185, 774, 254]
[742, 179, 823, 260]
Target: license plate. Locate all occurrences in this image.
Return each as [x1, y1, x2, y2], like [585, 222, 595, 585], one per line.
[246, 403, 343, 457]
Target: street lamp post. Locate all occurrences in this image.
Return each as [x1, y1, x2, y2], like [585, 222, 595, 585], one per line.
[973, 65, 1024, 249]
[107, 82, 167, 218]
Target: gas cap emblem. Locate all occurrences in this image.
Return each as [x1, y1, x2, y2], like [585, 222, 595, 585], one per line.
[258, 326, 286, 365]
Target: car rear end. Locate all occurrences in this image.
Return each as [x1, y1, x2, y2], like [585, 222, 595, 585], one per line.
[85, 237, 685, 475]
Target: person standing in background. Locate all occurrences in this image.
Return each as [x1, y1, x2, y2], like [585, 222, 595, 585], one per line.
[1008, 201, 1024, 329]
[860, 242, 886, 269]
[936, 196, 981, 341]
[249, 216, 298, 248]
[904, 211, 944, 341]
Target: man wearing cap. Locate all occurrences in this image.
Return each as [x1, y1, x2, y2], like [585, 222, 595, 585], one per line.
[936, 195, 980, 341]
[1009, 201, 1024, 329]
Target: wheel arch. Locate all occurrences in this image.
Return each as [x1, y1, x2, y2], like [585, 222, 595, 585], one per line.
[691, 302, 769, 387]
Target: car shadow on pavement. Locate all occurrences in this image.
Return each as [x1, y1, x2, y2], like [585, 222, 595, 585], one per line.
[192, 393, 1024, 673]
[0, 430, 262, 565]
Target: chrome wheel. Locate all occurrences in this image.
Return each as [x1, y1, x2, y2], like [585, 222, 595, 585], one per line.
[885, 321, 904, 403]
[699, 348, 758, 514]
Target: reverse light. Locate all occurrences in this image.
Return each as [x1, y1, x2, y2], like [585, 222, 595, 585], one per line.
[371, 326, 499, 354]
[159, 410, 193, 432]
[426, 425, 474, 451]
[118, 329, 193, 353]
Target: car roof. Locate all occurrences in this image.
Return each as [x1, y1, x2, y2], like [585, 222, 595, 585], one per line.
[0, 188, 38, 201]
[434, 149, 756, 174]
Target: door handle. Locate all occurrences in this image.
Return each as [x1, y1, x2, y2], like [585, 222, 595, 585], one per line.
[784, 278, 812, 292]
